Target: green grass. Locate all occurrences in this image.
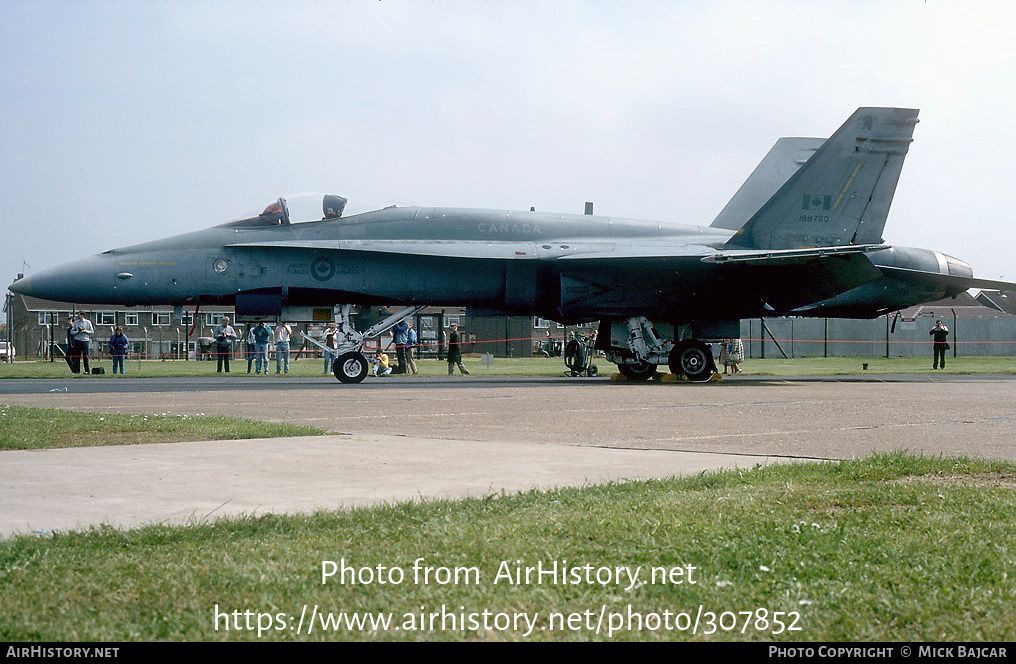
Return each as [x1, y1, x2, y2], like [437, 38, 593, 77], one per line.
[1, 453, 1014, 641]
[729, 355, 1016, 376]
[0, 404, 328, 450]
[1, 355, 1014, 379]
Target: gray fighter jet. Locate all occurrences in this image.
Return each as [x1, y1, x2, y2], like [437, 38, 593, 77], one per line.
[10, 107, 1013, 382]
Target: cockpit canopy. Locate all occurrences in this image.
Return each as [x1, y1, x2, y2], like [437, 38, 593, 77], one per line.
[220, 193, 347, 228]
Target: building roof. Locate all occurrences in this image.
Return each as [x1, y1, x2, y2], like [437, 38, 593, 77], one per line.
[976, 290, 1016, 316]
[898, 292, 1016, 320]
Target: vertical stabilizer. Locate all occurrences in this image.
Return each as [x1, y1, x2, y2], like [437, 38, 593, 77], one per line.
[710, 137, 824, 231]
[726, 107, 919, 249]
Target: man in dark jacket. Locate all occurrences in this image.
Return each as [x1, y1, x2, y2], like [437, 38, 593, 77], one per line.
[447, 323, 470, 375]
[930, 320, 950, 369]
[108, 327, 129, 375]
[65, 317, 80, 374]
[393, 320, 409, 374]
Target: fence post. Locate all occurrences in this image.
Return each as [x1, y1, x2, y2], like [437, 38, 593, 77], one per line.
[885, 314, 890, 359]
[952, 309, 958, 358]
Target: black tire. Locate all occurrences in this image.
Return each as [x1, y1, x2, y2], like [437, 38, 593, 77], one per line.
[333, 351, 369, 384]
[668, 340, 715, 382]
[617, 360, 656, 381]
[564, 339, 587, 372]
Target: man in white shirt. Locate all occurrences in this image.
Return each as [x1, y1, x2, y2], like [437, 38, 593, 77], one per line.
[70, 312, 95, 374]
[213, 317, 237, 373]
[274, 321, 293, 374]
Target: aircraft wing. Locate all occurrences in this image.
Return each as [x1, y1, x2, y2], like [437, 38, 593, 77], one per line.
[226, 239, 545, 259]
[227, 239, 887, 265]
[227, 238, 888, 310]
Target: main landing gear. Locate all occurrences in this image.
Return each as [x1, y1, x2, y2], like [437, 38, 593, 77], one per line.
[601, 317, 718, 382]
[617, 360, 655, 381]
[668, 339, 714, 382]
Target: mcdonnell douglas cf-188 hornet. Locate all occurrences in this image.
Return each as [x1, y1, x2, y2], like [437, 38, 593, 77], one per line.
[10, 107, 1015, 382]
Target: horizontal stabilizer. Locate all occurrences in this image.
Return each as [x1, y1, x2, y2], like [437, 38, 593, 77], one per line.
[746, 252, 886, 311]
[878, 266, 1016, 293]
[702, 244, 887, 265]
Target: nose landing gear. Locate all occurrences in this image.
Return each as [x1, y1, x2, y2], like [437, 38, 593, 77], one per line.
[334, 351, 370, 384]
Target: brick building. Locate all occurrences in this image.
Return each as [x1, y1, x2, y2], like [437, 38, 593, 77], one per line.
[4, 294, 235, 360]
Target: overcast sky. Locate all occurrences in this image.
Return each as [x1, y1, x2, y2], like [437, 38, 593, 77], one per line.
[3, 0, 1014, 285]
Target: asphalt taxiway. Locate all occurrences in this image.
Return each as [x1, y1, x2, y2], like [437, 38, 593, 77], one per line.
[2, 373, 1014, 537]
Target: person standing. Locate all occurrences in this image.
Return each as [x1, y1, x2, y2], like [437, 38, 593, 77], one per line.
[252, 321, 272, 374]
[108, 326, 129, 375]
[246, 325, 256, 373]
[274, 321, 292, 374]
[447, 323, 470, 375]
[720, 338, 744, 375]
[930, 320, 950, 369]
[70, 312, 94, 374]
[405, 321, 419, 375]
[323, 322, 338, 374]
[214, 317, 236, 373]
[64, 316, 80, 374]
[393, 319, 409, 374]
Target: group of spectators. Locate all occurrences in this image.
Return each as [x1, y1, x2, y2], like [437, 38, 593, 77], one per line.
[211, 317, 467, 377]
[63, 316, 952, 379]
[211, 318, 292, 374]
[62, 312, 129, 375]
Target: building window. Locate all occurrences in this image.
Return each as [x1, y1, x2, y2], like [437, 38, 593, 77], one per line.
[181, 312, 193, 326]
[413, 316, 434, 341]
[97, 312, 115, 325]
[153, 312, 171, 326]
[205, 313, 224, 326]
[445, 314, 461, 327]
[125, 312, 139, 326]
[38, 312, 69, 326]
[534, 317, 550, 329]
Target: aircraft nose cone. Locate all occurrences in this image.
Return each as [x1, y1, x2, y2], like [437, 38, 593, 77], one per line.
[9, 254, 115, 303]
[8, 274, 33, 296]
